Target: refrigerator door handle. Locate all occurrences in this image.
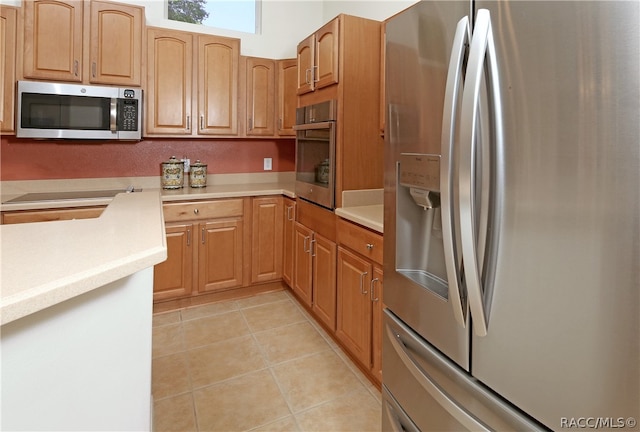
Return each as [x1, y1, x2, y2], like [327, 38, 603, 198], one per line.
[441, 16, 471, 329]
[386, 324, 491, 431]
[458, 9, 503, 337]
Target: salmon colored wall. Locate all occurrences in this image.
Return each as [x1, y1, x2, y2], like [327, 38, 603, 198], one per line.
[0, 136, 295, 181]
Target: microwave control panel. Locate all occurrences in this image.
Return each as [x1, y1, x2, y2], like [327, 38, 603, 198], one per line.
[117, 99, 139, 131]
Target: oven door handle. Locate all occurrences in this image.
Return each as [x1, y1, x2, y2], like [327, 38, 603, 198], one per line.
[293, 121, 334, 131]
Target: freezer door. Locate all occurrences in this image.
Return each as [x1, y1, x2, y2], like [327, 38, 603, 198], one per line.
[384, 0, 472, 370]
[382, 310, 544, 431]
[470, 1, 640, 430]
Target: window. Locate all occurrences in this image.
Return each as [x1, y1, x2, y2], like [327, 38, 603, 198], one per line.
[168, 0, 260, 34]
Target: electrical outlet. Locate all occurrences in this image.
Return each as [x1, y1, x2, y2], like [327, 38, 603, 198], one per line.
[263, 158, 272, 171]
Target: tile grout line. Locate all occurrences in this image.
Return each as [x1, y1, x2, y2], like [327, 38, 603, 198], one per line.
[238, 303, 304, 432]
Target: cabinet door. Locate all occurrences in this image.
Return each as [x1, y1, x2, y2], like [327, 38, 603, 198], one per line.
[146, 28, 193, 135]
[199, 219, 243, 292]
[198, 35, 239, 135]
[251, 197, 283, 283]
[296, 34, 314, 95]
[23, 0, 83, 82]
[89, 1, 143, 85]
[1, 6, 17, 133]
[314, 18, 339, 90]
[370, 265, 383, 383]
[277, 59, 297, 136]
[153, 223, 194, 301]
[312, 233, 337, 331]
[282, 198, 296, 287]
[245, 57, 275, 136]
[336, 246, 372, 367]
[292, 221, 313, 306]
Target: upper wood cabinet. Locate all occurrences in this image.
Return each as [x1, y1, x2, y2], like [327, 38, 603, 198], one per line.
[198, 35, 239, 135]
[1, 6, 18, 133]
[88, 0, 144, 86]
[297, 17, 339, 95]
[146, 27, 240, 137]
[22, 0, 144, 85]
[146, 28, 193, 135]
[277, 59, 297, 136]
[243, 56, 275, 137]
[23, 0, 84, 82]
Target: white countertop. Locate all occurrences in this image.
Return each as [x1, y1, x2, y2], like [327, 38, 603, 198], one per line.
[335, 189, 384, 233]
[0, 182, 296, 212]
[0, 191, 167, 325]
[335, 205, 384, 234]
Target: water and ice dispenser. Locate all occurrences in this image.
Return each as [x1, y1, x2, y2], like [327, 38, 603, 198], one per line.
[396, 153, 449, 299]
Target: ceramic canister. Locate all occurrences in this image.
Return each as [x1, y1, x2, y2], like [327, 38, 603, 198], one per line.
[189, 160, 208, 188]
[316, 159, 330, 184]
[161, 156, 184, 189]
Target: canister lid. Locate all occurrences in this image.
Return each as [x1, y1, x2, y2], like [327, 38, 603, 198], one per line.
[191, 159, 207, 167]
[162, 155, 184, 165]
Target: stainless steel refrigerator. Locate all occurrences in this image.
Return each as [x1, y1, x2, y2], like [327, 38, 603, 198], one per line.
[383, 1, 639, 430]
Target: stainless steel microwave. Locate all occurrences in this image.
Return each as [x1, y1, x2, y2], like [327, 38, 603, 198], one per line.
[16, 81, 142, 140]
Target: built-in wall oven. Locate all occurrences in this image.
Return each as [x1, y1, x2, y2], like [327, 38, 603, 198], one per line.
[294, 100, 337, 210]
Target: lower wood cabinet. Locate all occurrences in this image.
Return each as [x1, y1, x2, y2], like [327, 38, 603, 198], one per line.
[282, 197, 296, 286]
[251, 196, 283, 284]
[153, 223, 193, 301]
[199, 218, 244, 292]
[153, 198, 245, 302]
[292, 200, 338, 332]
[336, 218, 384, 383]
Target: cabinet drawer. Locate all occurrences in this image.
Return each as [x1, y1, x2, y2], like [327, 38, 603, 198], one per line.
[163, 199, 244, 222]
[2, 206, 105, 224]
[337, 218, 383, 265]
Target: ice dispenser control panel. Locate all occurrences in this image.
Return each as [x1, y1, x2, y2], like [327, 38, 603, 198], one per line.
[399, 153, 440, 209]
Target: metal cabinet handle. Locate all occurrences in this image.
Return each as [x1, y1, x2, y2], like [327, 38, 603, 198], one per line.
[366, 243, 374, 250]
[310, 239, 316, 257]
[186, 115, 190, 131]
[201, 227, 205, 244]
[370, 278, 380, 302]
[286, 205, 293, 221]
[359, 271, 369, 295]
[186, 228, 191, 246]
[194, 208, 199, 215]
[312, 65, 319, 83]
[200, 115, 204, 130]
[305, 68, 311, 85]
[303, 236, 311, 253]
[74, 60, 79, 76]
[92, 62, 96, 78]
[248, 118, 253, 131]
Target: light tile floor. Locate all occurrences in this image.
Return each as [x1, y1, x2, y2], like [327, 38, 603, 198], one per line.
[152, 289, 382, 432]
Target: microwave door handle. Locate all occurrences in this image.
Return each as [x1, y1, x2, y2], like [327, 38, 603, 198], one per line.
[110, 98, 118, 133]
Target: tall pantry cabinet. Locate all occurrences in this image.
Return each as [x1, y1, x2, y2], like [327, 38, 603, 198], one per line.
[297, 14, 383, 208]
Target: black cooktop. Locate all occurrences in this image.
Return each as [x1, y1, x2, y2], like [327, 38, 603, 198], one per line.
[4, 189, 134, 203]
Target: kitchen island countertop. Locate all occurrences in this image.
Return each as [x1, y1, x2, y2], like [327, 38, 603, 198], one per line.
[0, 191, 167, 325]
